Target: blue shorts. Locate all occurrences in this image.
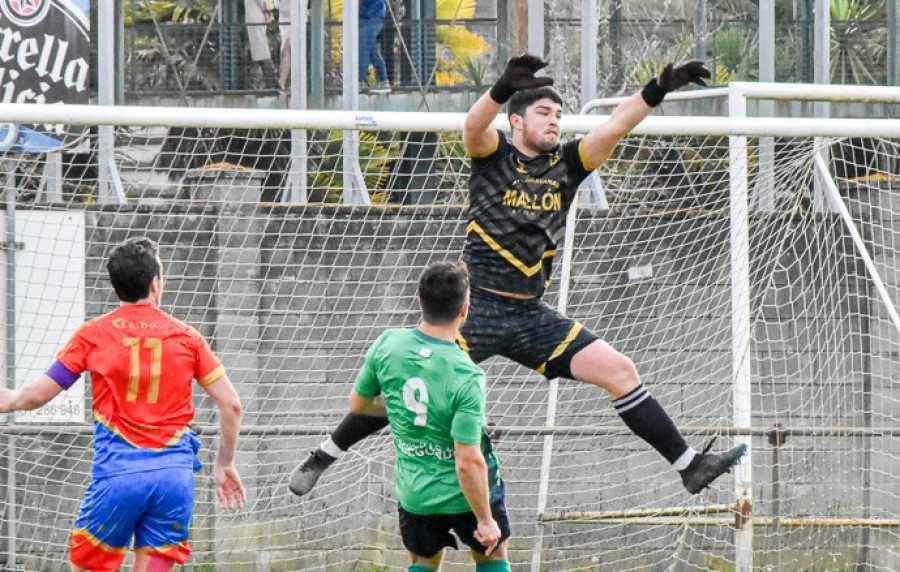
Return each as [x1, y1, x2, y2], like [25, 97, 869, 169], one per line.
[398, 481, 512, 558]
[459, 288, 599, 379]
[70, 468, 194, 570]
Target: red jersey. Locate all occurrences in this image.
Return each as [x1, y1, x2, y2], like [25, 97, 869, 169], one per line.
[57, 303, 224, 453]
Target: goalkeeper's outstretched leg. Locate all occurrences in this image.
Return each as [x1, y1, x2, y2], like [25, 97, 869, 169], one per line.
[680, 440, 748, 494]
[569, 338, 746, 494]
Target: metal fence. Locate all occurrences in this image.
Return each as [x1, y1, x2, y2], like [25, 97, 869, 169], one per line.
[117, 10, 895, 101]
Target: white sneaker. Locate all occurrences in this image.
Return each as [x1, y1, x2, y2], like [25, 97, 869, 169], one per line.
[369, 81, 392, 94]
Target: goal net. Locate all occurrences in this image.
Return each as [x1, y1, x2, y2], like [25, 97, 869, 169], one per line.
[0, 92, 898, 571]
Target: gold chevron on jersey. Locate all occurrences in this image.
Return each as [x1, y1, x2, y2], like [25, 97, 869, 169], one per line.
[466, 221, 556, 276]
[536, 322, 583, 375]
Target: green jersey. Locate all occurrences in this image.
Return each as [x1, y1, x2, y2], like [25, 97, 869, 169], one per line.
[354, 328, 499, 515]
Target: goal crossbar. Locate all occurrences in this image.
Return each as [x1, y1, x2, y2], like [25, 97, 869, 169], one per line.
[582, 81, 900, 112]
[2, 103, 900, 138]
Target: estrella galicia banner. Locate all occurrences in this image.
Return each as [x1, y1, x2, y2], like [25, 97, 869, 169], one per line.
[0, 0, 90, 151]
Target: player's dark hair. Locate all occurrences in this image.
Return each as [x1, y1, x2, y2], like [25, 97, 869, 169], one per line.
[418, 261, 469, 325]
[107, 237, 161, 303]
[508, 85, 563, 121]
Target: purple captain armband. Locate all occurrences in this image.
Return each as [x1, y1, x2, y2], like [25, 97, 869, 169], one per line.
[46, 360, 81, 390]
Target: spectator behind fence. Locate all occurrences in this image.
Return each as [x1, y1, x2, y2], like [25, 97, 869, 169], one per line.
[245, 0, 282, 91]
[378, 0, 404, 87]
[361, 0, 391, 93]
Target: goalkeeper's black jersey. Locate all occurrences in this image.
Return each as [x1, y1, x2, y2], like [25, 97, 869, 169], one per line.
[462, 130, 593, 298]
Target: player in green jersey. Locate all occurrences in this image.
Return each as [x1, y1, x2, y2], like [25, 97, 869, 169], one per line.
[332, 261, 510, 571]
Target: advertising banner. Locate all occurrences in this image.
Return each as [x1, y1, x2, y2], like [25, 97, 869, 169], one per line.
[0, 0, 90, 151]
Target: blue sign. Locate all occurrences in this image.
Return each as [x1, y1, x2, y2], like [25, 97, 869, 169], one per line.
[0, 123, 63, 152]
[0, 0, 90, 151]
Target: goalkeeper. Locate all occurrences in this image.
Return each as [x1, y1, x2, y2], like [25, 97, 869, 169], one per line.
[291, 54, 746, 498]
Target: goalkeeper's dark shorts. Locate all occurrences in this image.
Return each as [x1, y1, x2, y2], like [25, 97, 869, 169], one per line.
[458, 288, 600, 380]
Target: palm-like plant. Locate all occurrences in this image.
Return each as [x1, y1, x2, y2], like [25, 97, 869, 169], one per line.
[124, 0, 217, 25]
[433, 0, 490, 85]
[713, 26, 758, 81]
[125, 0, 221, 92]
[629, 36, 694, 85]
[306, 130, 398, 203]
[830, 0, 886, 84]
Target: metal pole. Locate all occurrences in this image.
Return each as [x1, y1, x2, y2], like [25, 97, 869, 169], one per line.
[509, 0, 528, 56]
[581, 0, 597, 107]
[888, 0, 899, 85]
[529, 379, 557, 572]
[755, 0, 776, 212]
[497, 0, 509, 74]
[576, 0, 603, 207]
[812, 0, 831, 212]
[728, 85, 754, 572]
[791, 0, 802, 114]
[407, 0, 422, 78]
[691, 0, 707, 116]
[693, 0, 707, 62]
[759, 0, 775, 83]
[309, 0, 325, 108]
[343, 0, 360, 130]
[288, 0, 308, 202]
[800, 0, 813, 83]
[291, 0, 307, 106]
[8, 421, 900, 438]
[530, 193, 578, 572]
[610, 0, 622, 87]
[115, 2, 125, 105]
[422, 0, 437, 84]
[768, 426, 785, 571]
[4, 160, 17, 569]
[97, 2, 124, 204]
[342, 0, 369, 204]
[537, 515, 900, 527]
[527, 0, 543, 57]
[858, 221, 873, 572]
[813, 0, 830, 90]
[220, 0, 238, 90]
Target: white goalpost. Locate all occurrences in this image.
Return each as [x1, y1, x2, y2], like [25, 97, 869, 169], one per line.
[0, 83, 899, 571]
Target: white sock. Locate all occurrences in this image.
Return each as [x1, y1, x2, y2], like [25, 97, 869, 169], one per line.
[320, 437, 343, 459]
[673, 447, 697, 471]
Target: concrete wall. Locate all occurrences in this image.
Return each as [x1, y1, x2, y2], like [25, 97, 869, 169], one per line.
[1, 170, 898, 570]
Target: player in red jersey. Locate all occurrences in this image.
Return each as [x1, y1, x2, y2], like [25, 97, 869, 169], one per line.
[0, 237, 245, 572]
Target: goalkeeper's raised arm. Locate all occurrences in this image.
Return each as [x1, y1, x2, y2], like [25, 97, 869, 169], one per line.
[464, 54, 710, 167]
[580, 59, 711, 170]
[463, 52, 554, 159]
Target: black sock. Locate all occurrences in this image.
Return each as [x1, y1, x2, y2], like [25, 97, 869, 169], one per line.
[613, 385, 688, 464]
[330, 412, 389, 451]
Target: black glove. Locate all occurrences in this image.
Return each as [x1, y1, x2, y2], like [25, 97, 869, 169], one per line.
[641, 60, 711, 107]
[489, 53, 555, 104]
